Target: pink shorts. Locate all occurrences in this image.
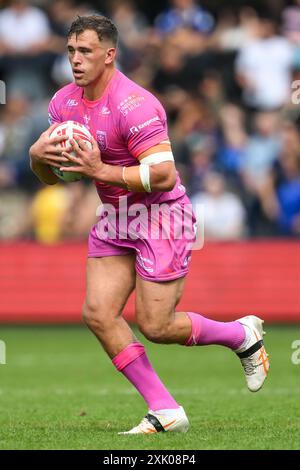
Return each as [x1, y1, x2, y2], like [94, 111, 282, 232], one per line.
[88, 195, 196, 282]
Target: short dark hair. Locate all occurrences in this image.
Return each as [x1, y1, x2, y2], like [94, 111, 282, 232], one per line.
[68, 15, 118, 46]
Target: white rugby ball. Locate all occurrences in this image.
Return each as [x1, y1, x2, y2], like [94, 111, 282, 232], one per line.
[50, 121, 93, 182]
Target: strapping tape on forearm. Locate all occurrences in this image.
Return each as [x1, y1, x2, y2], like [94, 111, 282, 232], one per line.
[139, 163, 151, 192]
[140, 151, 174, 166]
[122, 151, 174, 193]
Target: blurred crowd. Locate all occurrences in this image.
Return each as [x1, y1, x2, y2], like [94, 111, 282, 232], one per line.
[1, 0, 300, 243]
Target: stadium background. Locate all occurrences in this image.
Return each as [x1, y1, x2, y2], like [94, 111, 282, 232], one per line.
[1, 0, 300, 323]
[0, 0, 300, 451]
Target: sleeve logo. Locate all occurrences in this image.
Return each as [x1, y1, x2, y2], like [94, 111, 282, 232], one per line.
[129, 116, 159, 135]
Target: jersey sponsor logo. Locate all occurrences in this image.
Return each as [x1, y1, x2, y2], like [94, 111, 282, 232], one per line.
[130, 126, 139, 135]
[66, 99, 79, 106]
[96, 130, 107, 151]
[117, 94, 145, 116]
[138, 116, 159, 129]
[129, 116, 159, 135]
[100, 106, 111, 115]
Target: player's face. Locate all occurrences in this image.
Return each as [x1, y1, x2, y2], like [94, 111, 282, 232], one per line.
[67, 30, 115, 87]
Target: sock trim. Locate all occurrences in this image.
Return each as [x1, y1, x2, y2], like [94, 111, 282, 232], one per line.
[112, 342, 145, 371]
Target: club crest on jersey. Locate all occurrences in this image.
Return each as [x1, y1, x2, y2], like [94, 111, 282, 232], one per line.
[96, 130, 107, 150]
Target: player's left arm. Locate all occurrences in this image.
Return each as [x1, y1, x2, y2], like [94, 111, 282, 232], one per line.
[124, 141, 176, 192]
[60, 139, 177, 192]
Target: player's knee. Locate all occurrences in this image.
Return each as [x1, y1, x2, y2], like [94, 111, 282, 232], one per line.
[138, 320, 169, 344]
[82, 300, 107, 332]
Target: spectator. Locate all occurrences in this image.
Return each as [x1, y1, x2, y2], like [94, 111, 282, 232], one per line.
[151, 34, 191, 97]
[217, 104, 248, 189]
[0, 93, 32, 188]
[172, 95, 216, 141]
[0, 0, 50, 54]
[0, 0, 53, 99]
[154, 0, 214, 36]
[30, 183, 71, 244]
[235, 16, 294, 110]
[214, 6, 259, 52]
[191, 171, 246, 240]
[0, 189, 30, 240]
[185, 132, 217, 195]
[282, 0, 300, 70]
[30, 180, 99, 244]
[282, 0, 300, 45]
[260, 120, 300, 235]
[199, 70, 226, 118]
[109, 0, 149, 72]
[111, 0, 149, 42]
[241, 111, 282, 194]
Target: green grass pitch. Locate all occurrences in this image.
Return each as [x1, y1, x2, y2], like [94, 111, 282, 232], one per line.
[0, 324, 299, 450]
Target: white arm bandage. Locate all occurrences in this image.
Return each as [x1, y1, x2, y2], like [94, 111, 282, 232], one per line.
[140, 151, 174, 166]
[138, 151, 175, 192]
[139, 163, 151, 192]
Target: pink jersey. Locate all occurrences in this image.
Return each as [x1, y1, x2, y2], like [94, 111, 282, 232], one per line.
[48, 69, 186, 208]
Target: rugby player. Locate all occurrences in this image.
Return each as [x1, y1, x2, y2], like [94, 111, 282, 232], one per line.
[29, 15, 269, 434]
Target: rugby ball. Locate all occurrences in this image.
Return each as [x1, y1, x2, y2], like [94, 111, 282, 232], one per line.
[50, 121, 93, 182]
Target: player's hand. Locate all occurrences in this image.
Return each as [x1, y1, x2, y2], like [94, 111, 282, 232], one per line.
[60, 135, 104, 179]
[29, 123, 71, 169]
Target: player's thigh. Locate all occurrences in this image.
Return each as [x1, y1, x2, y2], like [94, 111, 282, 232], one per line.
[135, 274, 185, 329]
[84, 254, 136, 321]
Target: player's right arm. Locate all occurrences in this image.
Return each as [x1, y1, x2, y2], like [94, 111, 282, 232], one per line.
[30, 89, 71, 185]
[29, 124, 70, 185]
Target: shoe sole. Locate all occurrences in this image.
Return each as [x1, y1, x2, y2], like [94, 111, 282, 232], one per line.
[118, 416, 189, 435]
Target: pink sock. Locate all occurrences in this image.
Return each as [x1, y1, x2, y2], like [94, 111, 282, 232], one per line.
[112, 342, 179, 411]
[185, 312, 245, 350]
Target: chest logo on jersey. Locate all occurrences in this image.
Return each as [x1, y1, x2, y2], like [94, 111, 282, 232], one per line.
[117, 94, 145, 116]
[66, 99, 78, 107]
[96, 130, 107, 151]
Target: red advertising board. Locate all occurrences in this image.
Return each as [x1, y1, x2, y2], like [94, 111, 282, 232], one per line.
[0, 241, 299, 323]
